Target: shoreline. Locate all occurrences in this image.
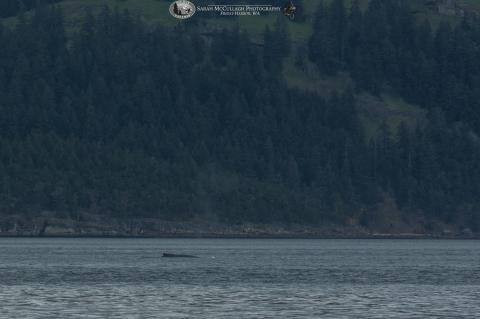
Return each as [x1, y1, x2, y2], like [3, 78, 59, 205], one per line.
[0, 216, 477, 239]
[0, 233, 477, 240]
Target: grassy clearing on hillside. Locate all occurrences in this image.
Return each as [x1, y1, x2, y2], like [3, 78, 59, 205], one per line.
[283, 55, 425, 138]
[3, 0, 473, 37]
[2, 0, 177, 31]
[357, 94, 426, 139]
[2, 0, 311, 36]
[0, 0, 440, 136]
[3, 0, 360, 40]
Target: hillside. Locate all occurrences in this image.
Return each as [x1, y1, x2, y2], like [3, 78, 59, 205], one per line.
[1, 0, 472, 135]
[5, 0, 480, 35]
[0, 0, 480, 237]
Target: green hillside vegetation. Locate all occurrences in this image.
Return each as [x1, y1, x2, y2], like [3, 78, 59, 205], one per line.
[282, 54, 426, 137]
[1, 0, 480, 235]
[6, 0, 477, 37]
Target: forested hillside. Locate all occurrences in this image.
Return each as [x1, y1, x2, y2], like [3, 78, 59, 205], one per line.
[0, 1, 479, 235]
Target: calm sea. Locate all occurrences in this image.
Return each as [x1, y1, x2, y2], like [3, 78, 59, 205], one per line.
[0, 238, 479, 318]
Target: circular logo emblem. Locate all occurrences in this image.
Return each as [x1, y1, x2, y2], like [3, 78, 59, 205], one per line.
[169, 1, 196, 19]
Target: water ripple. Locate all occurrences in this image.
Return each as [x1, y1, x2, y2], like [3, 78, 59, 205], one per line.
[0, 238, 479, 318]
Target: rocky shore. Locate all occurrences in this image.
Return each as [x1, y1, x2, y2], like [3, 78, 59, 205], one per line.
[0, 214, 477, 239]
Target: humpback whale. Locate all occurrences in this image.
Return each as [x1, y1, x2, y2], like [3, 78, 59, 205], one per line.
[162, 253, 198, 258]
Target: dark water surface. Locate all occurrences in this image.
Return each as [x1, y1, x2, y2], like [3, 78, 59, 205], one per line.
[0, 238, 479, 318]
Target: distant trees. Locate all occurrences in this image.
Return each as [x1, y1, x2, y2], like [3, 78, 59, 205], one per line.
[308, 0, 480, 132]
[0, 2, 479, 228]
[0, 5, 368, 223]
[307, 0, 480, 225]
[263, 16, 291, 71]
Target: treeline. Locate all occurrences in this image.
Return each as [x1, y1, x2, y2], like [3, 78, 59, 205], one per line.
[309, 0, 480, 132]
[0, 3, 478, 229]
[0, 6, 369, 224]
[307, 0, 480, 228]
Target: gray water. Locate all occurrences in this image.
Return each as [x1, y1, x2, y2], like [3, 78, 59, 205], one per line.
[0, 239, 479, 318]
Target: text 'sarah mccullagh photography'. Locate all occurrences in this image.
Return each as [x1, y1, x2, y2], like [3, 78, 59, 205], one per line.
[169, 1, 294, 19]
